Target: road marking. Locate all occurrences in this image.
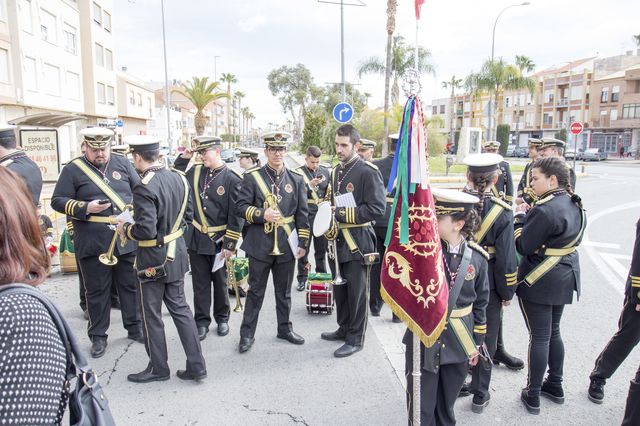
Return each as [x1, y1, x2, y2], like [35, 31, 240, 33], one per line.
[583, 201, 640, 295]
[582, 241, 620, 249]
[600, 253, 632, 282]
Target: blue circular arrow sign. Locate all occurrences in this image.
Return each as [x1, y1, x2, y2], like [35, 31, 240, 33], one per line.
[332, 102, 354, 124]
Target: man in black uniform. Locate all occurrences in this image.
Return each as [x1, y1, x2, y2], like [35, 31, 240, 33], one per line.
[321, 124, 386, 358]
[117, 135, 206, 383]
[295, 145, 330, 291]
[236, 131, 310, 353]
[482, 140, 514, 204]
[589, 218, 640, 404]
[357, 139, 376, 162]
[516, 138, 542, 208]
[371, 133, 399, 319]
[238, 148, 261, 170]
[0, 124, 43, 205]
[51, 127, 142, 358]
[173, 136, 243, 340]
[537, 138, 577, 189]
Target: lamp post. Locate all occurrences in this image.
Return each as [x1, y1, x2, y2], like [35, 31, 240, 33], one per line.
[487, 2, 530, 141]
[213, 55, 220, 136]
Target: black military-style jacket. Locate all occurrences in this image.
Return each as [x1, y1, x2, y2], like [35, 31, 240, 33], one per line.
[491, 160, 514, 203]
[331, 156, 386, 262]
[372, 154, 395, 229]
[51, 155, 139, 260]
[515, 189, 585, 305]
[518, 160, 577, 205]
[466, 192, 518, 301]
[626, 219, 640, 303]
[403, 240, 489, 369]
[122, 167, 192, 283]
[237, 164, 310, 263]
[0, 151, 43, 205]
[295, 164, 330, 220]
[173, 155, 243, 254]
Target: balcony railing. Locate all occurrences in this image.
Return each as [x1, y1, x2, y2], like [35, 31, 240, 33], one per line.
[556, 98, 569, 106]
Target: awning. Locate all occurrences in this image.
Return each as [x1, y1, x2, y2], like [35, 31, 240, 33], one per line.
[9, 113, 87, 128]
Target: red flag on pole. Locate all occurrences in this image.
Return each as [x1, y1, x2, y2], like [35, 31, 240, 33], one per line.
[380, 95, 448, 348]
[415, 0, 426, 19]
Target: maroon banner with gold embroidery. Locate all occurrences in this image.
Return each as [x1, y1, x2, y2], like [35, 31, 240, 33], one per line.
[380, 95, 447, 348]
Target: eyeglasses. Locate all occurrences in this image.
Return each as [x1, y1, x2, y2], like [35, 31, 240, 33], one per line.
[267, 147, 286, 153]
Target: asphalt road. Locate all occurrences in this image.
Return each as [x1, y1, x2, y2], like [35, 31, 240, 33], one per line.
[38, 158, 640, 425]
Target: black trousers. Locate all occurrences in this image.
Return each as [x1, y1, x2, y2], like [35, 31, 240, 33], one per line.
[240, 256, 295, 339]
[188, 251, 230, 328]
[330, 259, 368, 346]
[470, 290, 502, 398]
[405, 340, 468, 426]
[622, 366, 640, 426]
[296, 234, 328, 283]
[591, 295, 640, 381]
[139, 278, 205, 376]
[519, 298, 566, 396]
[369, 227, 387, 312]
[78, 255, 140, 340]
[79, 260, 119, 311]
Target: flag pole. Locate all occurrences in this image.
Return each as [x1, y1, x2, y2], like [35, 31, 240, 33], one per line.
[412, 8, 421, 426]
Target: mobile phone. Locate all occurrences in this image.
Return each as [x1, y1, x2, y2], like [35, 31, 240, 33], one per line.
[97, 199, 110, 205]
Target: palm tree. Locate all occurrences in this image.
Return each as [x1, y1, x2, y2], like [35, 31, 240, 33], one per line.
[442, 75, 463, 146]
[381, 0, 397, 157]
[466, 59, 537, 134]
[246, 112, 255, 142]
[219, 73, 237, 135]
[234, 91, 245, 141]
[358, 34, 435, 106]
[241, 107, 250, 143]
[172, 77, 228, 136]
[515, 55, 535, 75]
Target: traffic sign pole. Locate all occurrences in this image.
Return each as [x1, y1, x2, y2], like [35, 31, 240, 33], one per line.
[570, 122, 583, 172]
[332, 102, 353, 124]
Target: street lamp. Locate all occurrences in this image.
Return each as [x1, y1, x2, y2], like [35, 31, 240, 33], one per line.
[487, 2, 530, 141]
[213, 55, 220, 136]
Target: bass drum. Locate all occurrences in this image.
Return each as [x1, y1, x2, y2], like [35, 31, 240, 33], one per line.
[313, 201, 332, 237]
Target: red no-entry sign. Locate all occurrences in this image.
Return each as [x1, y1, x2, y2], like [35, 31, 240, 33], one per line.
[570, 122, 584, 135]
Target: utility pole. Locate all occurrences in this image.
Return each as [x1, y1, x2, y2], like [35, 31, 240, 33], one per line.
[213, 55, 220, 136]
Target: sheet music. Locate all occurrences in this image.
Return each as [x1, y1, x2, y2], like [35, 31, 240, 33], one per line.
[288, 229, 299, 257]
[212, 252, 225, 272]
[335, 192, 356, 208]
[116, 210, 135, 224]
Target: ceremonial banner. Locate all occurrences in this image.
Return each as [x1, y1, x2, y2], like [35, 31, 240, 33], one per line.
[380, 95, 447, 348]
[415, 0, 426, 19]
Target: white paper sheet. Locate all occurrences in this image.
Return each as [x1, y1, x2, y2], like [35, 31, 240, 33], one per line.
[288, 229, 299, 258]
[116, 210, 135, 224]
[212, 252, 225, 272]
[335, 192, 356, 208]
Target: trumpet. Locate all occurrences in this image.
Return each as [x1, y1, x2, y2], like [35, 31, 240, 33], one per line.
[98, 204, 133, 266]
[263, 193, 283, 256]
[324, 219, 345, 286]
[226, 257, 243, 313]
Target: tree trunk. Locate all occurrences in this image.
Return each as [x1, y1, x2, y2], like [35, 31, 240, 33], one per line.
[382, 0, 397, 157]
[226, 83, 232, 136]
[195, 110, 206, 136]
[391, 78, 400, 106]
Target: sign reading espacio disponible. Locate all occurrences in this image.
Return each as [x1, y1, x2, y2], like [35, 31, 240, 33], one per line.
[19, 129, 60, 181]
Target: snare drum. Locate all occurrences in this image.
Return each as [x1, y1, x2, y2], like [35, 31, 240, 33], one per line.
[305, 272, 334, 314]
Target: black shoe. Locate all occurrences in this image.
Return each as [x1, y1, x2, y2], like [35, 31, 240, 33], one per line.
[197, 326, 209, 341]
[239, 337, 255, 353]
[297, 281, 306, 292]
[111, 299, 121, 310]
[277, 331, 305, 345]
[521, 389, 540, 415]
[458, 382, 472, 397]
[472, 393, 490, 413]
[321, 330, 346, 342]
[370, 308, 381, 317]
[90, 338, 107, 358]
[493, 349, 525, 370]
[127, 330, 145, 344]
[127, 368, 170, 383]
[588, 377, 605, 404]
[541, 380, 565, 404]
[334, 343, 362, 358]
[176, 369, 207, 381]
[238, 287, 247, 297]
[83, 310, 89, 321]
[217, 322, 229, 336]
[392, 315, 402, 323]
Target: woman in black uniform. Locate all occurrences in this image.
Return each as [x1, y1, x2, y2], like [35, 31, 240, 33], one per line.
[514, 156, 586, 414]
[404, 188, 489, 425]
[462, 153, 520, 414]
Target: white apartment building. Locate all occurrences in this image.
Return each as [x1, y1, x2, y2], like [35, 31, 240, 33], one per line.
[116, 68, 154, 140]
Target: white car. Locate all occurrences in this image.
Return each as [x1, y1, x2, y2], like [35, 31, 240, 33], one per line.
[582, 148, 607, 161]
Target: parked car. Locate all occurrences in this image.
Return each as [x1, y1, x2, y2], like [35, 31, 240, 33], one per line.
[506, 145, 517, 157]
[564, 148, 584, 161]
[514, 146, 529, 158]
[582, 148, 607, 161]
[234, 149, 241, 158]
[221, 149, 236, 163]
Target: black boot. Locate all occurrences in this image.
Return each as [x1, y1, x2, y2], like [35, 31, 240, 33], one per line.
[493, 348, 524, 370]
[588, 377, 605, 404]
[521, 389, 540, 415]
[541, 379, 565, 404]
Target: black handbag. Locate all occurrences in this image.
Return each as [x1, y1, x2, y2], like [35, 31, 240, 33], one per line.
[0, 284, 116, 426]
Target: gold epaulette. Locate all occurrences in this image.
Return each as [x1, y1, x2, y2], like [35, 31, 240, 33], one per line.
[246, 166, 260, 174]
[229, 168, 243, 179]
[141, 172, 156, 185]
[364, 161, 379, 170]
[171, 168, 185, 176]
[468, 241, 490, 260]
[290, 168, 303, 176]
[490, 196, 513, 211]
[111, 151, 125, 157]
[536, 194, 555, 205]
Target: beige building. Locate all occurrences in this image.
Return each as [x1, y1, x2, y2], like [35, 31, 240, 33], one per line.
[116, 68, 154, 140]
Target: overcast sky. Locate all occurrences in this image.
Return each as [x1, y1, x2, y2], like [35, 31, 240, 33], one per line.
[114, 0, 639, 128]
